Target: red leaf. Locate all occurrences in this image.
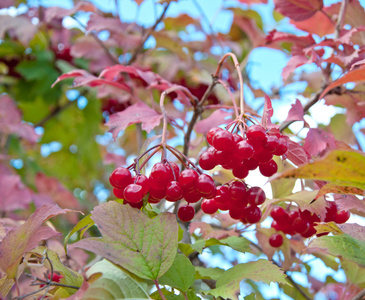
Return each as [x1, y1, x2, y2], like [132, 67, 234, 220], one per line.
[0, 205, 73, 278]
[282, 55, 309, 81]
[285, 140, 309, 166]
[334, 194, 365, 214]
[303, 128, 337, 157]
[261, 95, 278, 129]
[283, 99, 307, 124]
[290, 10, 334, 37]
[0, 95, 39, 143]
[265, 30, 315, 52]
[195, 110, 232, 135]
[106, 101, 162, 139]
[274, 0, 323, 21]
[320, 65, 365, 99]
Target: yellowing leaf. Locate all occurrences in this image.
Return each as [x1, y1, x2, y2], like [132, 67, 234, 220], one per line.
[273, 150, 365, 190]
[71, 202, 178, 280]
[314, 222, 343, 235]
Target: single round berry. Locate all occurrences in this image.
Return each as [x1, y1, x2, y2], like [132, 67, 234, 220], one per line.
[232, 164, 249, 179]
[150, 162, 170, 184]
[253, 149, 273, 164]
[183, 189, 201, 203]
[244, 205, 262, 223]
[199, 151, 217, 170]
[207, 127, 223, 145]
[123, 184, 143, 203]
[271, 206, 288, 222]
[264, 135, 279, 153]
[134, 175, 150, 195]
[273, 136, 289, 156]
[293, 217, 310, 234]
[229, 205, 246, 220]
[109, 167, 132, 188]
[235, 140, 254, 159]
[259, 160, 278, 177]
[232, 133, 243, 144]
[178, 205, 195, 222]
[301, 225, 316, 238]
[243, 158, 259, 170]
[166, 181, 184, 202]
[179, 169, 199, 190]
[149, 185, 166, 200]
[269, 233, 283, 247]
[196, 174, 216, 196]
[201, 199, 219, 214]
[126, 200, 143, 209]
[148, 195, 161, 204]
[214, 185, 230, 203]
[246, 125, 267, 148]
[335, 210, 350, 224]
[217, 200, 230, 211]
[212, 130, 235, 151]
[229, 181, 247, 204]
[214, 149, 233, 166]
[113, 187, 125, 199]
[247, 186, 266, 206]
[325, 201, 338, 222]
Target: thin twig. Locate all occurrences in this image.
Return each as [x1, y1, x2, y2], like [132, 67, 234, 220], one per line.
[352, 288, 365, 300]
[154, 279, 167, 300]
[35, 100, 77, 128]
[128, 3, 170, 65]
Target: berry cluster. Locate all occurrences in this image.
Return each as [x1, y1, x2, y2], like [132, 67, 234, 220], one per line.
[109, 160, 217, 222]
[201, 181, 266, 224]
[268, 202, 350, 247]
[199, 125, 289, 178]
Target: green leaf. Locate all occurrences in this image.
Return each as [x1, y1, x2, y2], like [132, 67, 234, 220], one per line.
[341, 259, 365, 287]
[270, 157, 296, 198]
[64, 214, 94, 253]
[150, 288, 185, 300]
[83, 259, 149, 299]
[195, 267, 225, 281]
[273, 150, 365, 190]
[72, 202, 178, 280]
[206, 260, 288, 300]
[308, 234, 365, 266]
[159, 254, 195, 292]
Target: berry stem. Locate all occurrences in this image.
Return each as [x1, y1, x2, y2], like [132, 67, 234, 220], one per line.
[217, 79, 239, 118]
[166, 145, 202, 174]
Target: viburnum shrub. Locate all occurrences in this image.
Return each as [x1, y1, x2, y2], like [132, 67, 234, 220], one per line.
[1, 1, 365, 300]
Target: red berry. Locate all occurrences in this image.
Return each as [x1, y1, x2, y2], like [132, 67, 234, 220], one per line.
[149, 185, 166, 200]
[229, 181, 247, 205]
[183, 189, 201, 203]
[325, 201, 338, 222]
[247, 186, 266, 206]
[109, 167, 132, 188]
[264, 135, 279, 153]
[232, 164, 249, 179]
[166, 181, 184, 202]
[217, 200, 230, 211]
[113, 187, 125, 199]
[244, 205, 262, 223]
[235, 140, 254, 159]
[178, 205, 195, 222]
[150, 163, 170, 184]
[148, 195, 161, 204]
[243, 158, 259, 170]
[273, 136, 289, 156]
[301, 225, 316, 238]
[229, 205, 246, 220]
[259, 160, 278, 177]
[232, 133, 243, 143]
[253, 149, 273, 164]
[214, 149, 233, 166]
[293, 217, 310, 234]
[212, 130, 235, 151]
[207, 127, 223, 145]
[271, 206, 288, 222]
[214, 185, 229, 203]
[123, 184, 143, 203]
[134, 175, 150, 195]
[179, 169, 199, 190]
[246, 125, 267, 148]
[170, 162, 180, 181]
[126, 200, 143, 209]
[199, 150, 217, 170]
[269, 233, 283, 247]
[201, 199, 219, 214]
[335, 210, 350, 224]
[196, 174, 216, 196]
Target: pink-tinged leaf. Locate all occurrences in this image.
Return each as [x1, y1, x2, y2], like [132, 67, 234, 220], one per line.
[303, 128, 337, 157]
[0, 0, 15, 8]
[71, 202, 178, 280]
[265, 30, 315, 50]
[0, 15, 36, 45]
[334, 194, 365, 214]
[274, 0, 323, 21]
[283, 99, 306, 124]
[338, 223, 365, 243]
[290, 10, 334, 37]
[0, 205, 73, 278]
[0, 173, 32, 213]
[195, 110, 232, 134]
[44, 1, 96, 23]
[261, 95, 278, 129]
[189, 222, 239, 239]
[285, 140, 309, 166]
[0, 95, 39, 143]
[103, 152, 126, 167]
[320, 65, 365, 99]
[106, 101, 162, 139]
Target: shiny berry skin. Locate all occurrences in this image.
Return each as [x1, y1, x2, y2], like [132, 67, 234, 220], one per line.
[335, 210, 350, 224]
[253, 149, 273, 164]
[217, 200, 230, 211]
[170, 162, 180, 181]
[196, 174, 215, 196]
[179, 169, 199, 190]
[264, 135, 279, 153]
[246, 125, 267, 148]
[109, 167, 132, 188]
[149, 186, 166, 200]
[232, 164, 249, 179]
[126, 200, 143, 209]
[301, 225, 316, 238]
[113, 187, 125, 199]
[178, 205, 195, 222]
[273, 136, 289, 156]
[150, 163, 170, 184]
[229, 181, 247, 204]
[148, 195, 161, 204]
[123, 184, 143, 203]
[244, 205, 262, 223]
[212, 130, 235, 151]
[271, 206, 288, 222]
[293, 217, 310, 234]
[243, 158, 259, 170]
[325, 201, 338, 222]
[165, 181, 184, 202]
[269, 233, 283, 247]
[183, 189, 201, 203]
[214, 149, 233, 166]
[199, 151, 216, 170]
[232, 133, 243, 143]
[247, 186, 266, 206]
[207, 127, 223, 145]
[235, 140, 254, 159]
[259, 160, 278, 177]
[201, 199, 219, 214]
[229, 205, 246, 220]
[214, 185, 229, 203]
[134, 175, 150, 195]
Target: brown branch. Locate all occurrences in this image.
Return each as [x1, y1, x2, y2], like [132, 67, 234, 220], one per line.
[353, 289, 365, 300]
[35, 100, 77, 128]
[128, 3, 170, 65]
